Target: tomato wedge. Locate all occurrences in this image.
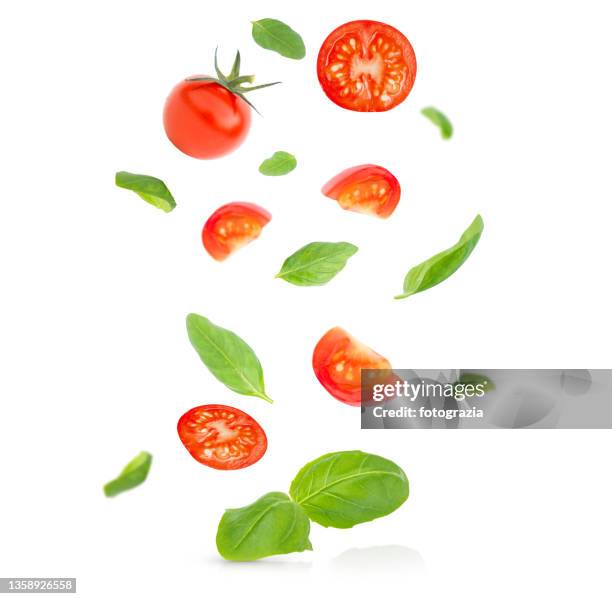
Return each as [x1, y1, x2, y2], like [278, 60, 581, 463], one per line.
[177, 404, 267, 470]
[317, 20, 417, 112]
[202, 202, 271, 261]
[312, 327, 392, 406]
[322, 164, 401, 218]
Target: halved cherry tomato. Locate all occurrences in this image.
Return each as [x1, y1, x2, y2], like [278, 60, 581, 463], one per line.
[177, 404, 267, 470]
[312, 327, 392, 406]
[317, 20, 417, 112]
[322, 164, 401, 218]
[202, 202, 271, 261]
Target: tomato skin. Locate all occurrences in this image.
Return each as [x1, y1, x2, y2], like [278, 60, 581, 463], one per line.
[312, 327, 392, 406]
[163, 77, 251, 159]
[322, 164, 401, 219]
[317, 20, 416, 112]
[202, 202, 271, 261]
[177, 404, 267, 470]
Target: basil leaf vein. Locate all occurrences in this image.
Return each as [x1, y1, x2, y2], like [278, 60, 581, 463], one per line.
[289, 451, 409, 528]
[421, 106, 453, 139]
[259, 151, 297, 176]
[115, 171, 176, 212]
[251, 19, 306, 59]
[103, 451, 152, 497]
[395, 214, 484, 299]
[276, 242, 358, 286]
[216, 492, 312, 561]
[186, 313, 272, 403]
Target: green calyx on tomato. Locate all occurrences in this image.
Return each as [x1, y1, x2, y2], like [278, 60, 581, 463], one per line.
[187, 48, 281, 114]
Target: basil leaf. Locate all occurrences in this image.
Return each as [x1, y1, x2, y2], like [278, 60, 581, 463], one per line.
[258, 151, 297, 176]
[216, 492, 312, 561]
[103, 451, 152, 498]
[421, 106, 453, 139]
[395, 214, 484, 299]
[186, 313, 272, 403]
[251, 19, 306, 59]
[115, 171, 176, 213]
[276, 242, 358, 286]
[456, 371, 495, 393]
[289, 451, 409, 529]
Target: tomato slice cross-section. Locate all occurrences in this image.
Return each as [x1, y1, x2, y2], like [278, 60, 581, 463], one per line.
[317, 20, 417, 112]
[202, 202, 271, 261]
[177, 404, 267, 470]
[322, 164, 401, 218]
[312, 327, 392, 406]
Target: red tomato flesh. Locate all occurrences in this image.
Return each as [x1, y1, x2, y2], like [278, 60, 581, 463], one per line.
[202, 202, 271, 261]
[312, 327, 392, 406]
[163, 78, 251, 159]
[177, 404, 267, 470]
[317, 20, 417, 112]
[322, 164, 401, 218]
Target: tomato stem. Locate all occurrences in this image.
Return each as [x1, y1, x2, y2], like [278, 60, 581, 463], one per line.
[186, 48, 281, 115]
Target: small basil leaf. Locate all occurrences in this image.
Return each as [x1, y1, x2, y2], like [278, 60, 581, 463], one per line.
[216, 492, 313, 561]
[186, 313, 272, 403]
[251, 19, 306, 59]
[276, 242, 358, 286]
[421, 107, 453, 139]
[259, 151, 297, 176]
[115, 171, 176, 212]
[290, 451, 409, 529]
[103, 451, 152, 497]
[395, 214, 484, 299]
[456, 372, 495, 393]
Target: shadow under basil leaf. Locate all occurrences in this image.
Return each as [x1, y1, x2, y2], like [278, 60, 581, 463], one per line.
[330, 545, 425, 574]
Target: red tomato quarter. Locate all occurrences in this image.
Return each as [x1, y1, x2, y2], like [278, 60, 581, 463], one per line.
[317, 20, 417, 112]
[312, 327, 392, 406]
[202, 202, 271, 261]
[163, 78, 251, 159]
[177, 404, 267, 470]
[322, 164, 401, 218]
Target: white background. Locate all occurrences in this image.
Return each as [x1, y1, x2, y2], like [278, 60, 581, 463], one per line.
[1, 0, 611, 597]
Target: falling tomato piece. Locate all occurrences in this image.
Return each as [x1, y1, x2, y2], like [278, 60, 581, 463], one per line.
[177, 404, 268, 470]
[202, 202, 271, 261]
[312, 327, 392, 406]
[322, 164, 401, 219]
[317, 20, 417, 112]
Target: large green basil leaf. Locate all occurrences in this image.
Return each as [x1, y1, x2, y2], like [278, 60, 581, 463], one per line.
[216, 492, 312, 561]
[421, 106, 453, 139]
[251, 19, 306, 59]
[115, 171, 176, 212]
[289, 451, 409, 529]
[395, 214, 484, 299]
[186, 313, 272, 403]
[276, 241, 358, 286]
[103, 451, 152, 497]
[259, 151, 297, 176]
